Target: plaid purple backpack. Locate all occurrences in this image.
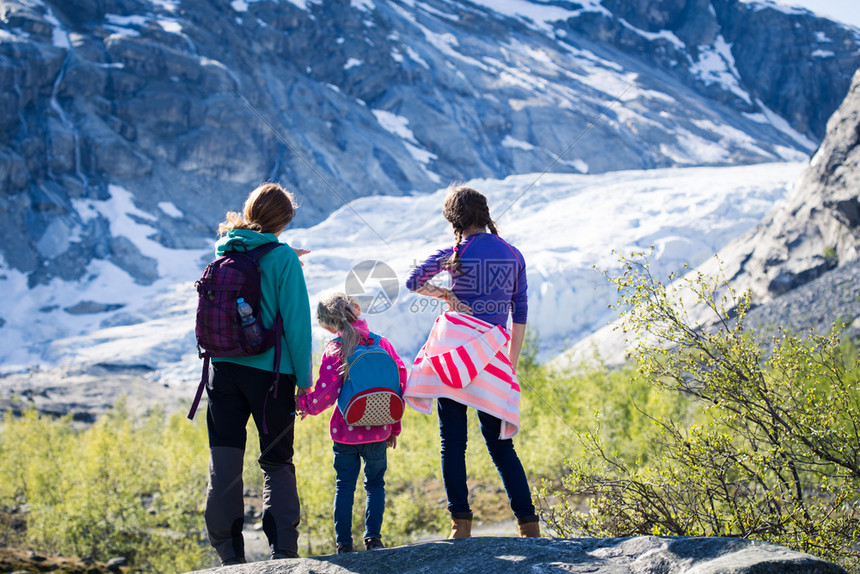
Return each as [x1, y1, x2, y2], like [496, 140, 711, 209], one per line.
[188, 242, 283, 420]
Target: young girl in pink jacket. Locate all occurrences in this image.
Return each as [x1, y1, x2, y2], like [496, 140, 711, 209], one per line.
[297, 292, 407, 554]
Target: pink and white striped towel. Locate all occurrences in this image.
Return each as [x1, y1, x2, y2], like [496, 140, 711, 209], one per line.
[404, 311, 521, 439]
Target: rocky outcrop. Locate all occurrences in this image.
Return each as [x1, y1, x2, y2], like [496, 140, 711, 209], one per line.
[1, 0, 859, 291]
[187, 536, 846, 574]
[712, 67, 860, 302]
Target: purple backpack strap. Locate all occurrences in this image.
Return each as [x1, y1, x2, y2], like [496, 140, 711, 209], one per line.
[188, 355, 210, 420]
[260, 311, 284, 434]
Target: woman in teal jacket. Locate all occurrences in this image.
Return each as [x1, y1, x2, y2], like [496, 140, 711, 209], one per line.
[205, 182, 312, 565]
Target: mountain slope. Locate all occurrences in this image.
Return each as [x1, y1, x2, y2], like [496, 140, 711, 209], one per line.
[1, 0, 858, 292]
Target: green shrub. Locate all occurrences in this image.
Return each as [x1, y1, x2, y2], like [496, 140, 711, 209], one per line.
[538, 253, 860, 571]
[0, 402, 211, 573]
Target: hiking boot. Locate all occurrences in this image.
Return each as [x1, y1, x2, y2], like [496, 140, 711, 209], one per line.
[517, 516, 541, 538]
[220, 556, 246, 566]
[336, 543, 355, 554]
[448, 512, 473, 539]
[364, 537, 385, 550]
[270, 549, 300, 560]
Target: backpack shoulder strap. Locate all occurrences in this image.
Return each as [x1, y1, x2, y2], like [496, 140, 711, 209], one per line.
[247, 241, 282, 261]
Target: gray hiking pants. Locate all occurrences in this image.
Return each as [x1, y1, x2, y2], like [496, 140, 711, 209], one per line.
[204, 362, 300, 562]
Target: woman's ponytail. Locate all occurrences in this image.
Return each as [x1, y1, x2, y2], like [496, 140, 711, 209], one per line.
[218, 182, 296, 236]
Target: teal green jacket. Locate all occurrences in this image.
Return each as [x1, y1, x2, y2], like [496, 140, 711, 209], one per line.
[211, 229, 313, 388]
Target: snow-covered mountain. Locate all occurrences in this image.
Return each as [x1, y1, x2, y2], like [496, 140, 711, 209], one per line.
[2, 0, 858, 289]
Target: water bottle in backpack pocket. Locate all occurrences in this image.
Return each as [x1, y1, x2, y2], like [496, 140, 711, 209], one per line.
[237, 297, 264, 349]
[336, 333, 404, 427]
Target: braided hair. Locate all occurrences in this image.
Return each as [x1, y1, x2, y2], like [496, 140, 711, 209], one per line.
[442, 185, 498, 272]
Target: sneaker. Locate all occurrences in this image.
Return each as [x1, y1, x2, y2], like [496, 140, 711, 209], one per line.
[336, 543, 355, 554]
[364, 537, 385, 550]
[221, 556, 246, 566]
[270, 549, 300, 560]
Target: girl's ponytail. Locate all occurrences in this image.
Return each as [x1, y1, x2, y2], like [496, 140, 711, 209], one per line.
[442, 185, 498, 272]
[317, 293, 360, 376]
[447, 229, 464, 273]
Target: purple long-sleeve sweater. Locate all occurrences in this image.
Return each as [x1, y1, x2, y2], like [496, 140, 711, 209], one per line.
[405, 233, 528, 326]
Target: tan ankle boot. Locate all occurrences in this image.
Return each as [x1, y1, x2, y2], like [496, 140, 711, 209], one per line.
[448, 513, 473, 539]
[517, 517, 540, 538]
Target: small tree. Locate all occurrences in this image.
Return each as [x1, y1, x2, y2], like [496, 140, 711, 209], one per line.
[539, 253, 860, 571]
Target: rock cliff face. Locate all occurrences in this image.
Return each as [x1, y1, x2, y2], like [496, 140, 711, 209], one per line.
[1, 0, 859, 290]
[713, 67, 860, 302]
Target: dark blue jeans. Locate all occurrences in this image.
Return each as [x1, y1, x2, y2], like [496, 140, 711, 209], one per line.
[437, 397, 536, 519]
[332, 441, 388, 546]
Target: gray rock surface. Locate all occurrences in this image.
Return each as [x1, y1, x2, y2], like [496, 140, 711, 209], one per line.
[743, 256, 860, 344]
[186, 536, 846, 574]
[0, 363, 186, 422]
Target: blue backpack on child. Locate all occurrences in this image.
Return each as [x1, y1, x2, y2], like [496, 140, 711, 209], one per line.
[335, 332, 404, 427]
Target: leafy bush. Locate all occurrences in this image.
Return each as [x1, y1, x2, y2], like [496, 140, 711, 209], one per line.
[538, 254, 860, 571]
[0, 402, 211, 573]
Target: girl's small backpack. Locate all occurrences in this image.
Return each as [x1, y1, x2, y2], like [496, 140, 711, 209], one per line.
[335, 333, 404, 426]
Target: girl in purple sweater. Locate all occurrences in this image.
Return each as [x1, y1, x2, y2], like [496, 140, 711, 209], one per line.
[297, 293, 407, 554]
[405, 185, 540, 539]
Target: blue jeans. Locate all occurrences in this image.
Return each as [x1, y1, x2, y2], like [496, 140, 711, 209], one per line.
[332, 441, 387, 546]
[437, 397, 536, 519]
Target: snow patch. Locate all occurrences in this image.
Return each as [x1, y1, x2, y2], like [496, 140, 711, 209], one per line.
[738, 0, 808, 16]
[416, 2, 459, 21]
[752, 98, 817, 151]
[690, 35, 752, 104]
[811, 49, 835, 58]
[502, 136, 535, 151]
[158, 19, 183, 33]
[618, 18, 685, 50]
[373, 109, 419, 144]
[44, 7, 70, 49]
[158, 202, 184, 218]
[105, 13, 150, 26]
[468, 0, 609, 34]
